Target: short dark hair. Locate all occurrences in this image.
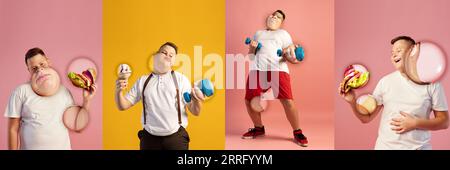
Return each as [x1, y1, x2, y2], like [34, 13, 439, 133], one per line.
[274, 10, 286, 21]
[391, 36, 416, 45]
[159, 42, 178, 54]
[25, 47, 45, 64]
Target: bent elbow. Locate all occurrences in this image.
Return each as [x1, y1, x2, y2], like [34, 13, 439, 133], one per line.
[360, 118, 371, 124]
[116, 104, 129, 111]
[116, 105, 127, 111]
[191, 110, 201, 116]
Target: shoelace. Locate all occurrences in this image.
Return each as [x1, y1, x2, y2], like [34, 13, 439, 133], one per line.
[247, 128, 262, 134]
[294, 132, 307, 140]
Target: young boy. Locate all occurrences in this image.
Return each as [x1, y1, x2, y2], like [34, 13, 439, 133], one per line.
[115, 42, 204, 150]
[4, 48, 96, 150]
[340, 36, 449, 149]
[242, 10, 308, 147]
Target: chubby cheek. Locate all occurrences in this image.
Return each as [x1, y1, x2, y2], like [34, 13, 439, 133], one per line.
[30, 73, 38, 84]
[266, 19, 273, 27]
[170, 57, 176, 65]
[48, 70, 60, 82]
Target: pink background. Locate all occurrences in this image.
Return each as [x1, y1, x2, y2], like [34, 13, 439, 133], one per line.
[225, 0, 335, 149]
[335, 0, 450, 149]
[0, 0, 102, 149]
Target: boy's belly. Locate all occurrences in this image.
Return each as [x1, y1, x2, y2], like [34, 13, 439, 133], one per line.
[20, 122, 71, 150]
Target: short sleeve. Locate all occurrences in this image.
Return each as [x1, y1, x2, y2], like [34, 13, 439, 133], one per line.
[4, 86, 25, 118]
[178, 73, 192, 105]
[281, 30, 293, 48]
[253, 30, 262, 41]
[125, 76, 145, 105]
[372, 78, 384, 106]
[62, 87, 75, 108]
[430, 83, 448, 111]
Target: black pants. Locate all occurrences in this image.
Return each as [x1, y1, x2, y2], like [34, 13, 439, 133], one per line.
[138, 126, 190, 150]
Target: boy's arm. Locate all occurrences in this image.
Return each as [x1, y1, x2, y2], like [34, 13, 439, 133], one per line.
[417, 110, 449, 130]
[187, 88, 203, 116]
[391, 110, 449, 133]
[248, 41, 258, 54]
[340, 88, 382, 123]
[63, 85, 96, 132]
[8, 118, 20, 150]
[115, 79, 133, 111]
[282, 44, 300, 64]
[391, 82, 449, 133]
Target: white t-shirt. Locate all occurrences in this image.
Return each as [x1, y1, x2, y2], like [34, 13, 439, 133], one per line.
[250, 29, 293, 73]
[4, 84, 74, 150]
[372, 71, 448, 150]
[126, 71, 192, 136]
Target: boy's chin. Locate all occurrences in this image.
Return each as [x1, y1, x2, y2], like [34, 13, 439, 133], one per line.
[31, 80, 60, 96]
[266, 24, 279, 30]
[395, 66, 405, 72]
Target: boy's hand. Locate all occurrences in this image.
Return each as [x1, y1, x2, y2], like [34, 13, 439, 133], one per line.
[338, 83, 355, 103]
[390, 111, 418, 134]
[282, 44, 299, 64]
[116, 79, 128, 92]
[249, 40, 258, 50]
[287, 44, 297, 58]
[191, 88, 205, 102]
[83, 84, 96, 102]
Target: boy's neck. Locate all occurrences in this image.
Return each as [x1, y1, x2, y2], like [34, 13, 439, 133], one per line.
[398, 70, 409, 79]
[266, 28, 279, 31]
[152, 69, 172, 75]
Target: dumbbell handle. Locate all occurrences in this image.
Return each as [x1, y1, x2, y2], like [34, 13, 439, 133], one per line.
[277, 47, 305, 61]
[245, 37, 262, 50]
[183, 79, 214, 103]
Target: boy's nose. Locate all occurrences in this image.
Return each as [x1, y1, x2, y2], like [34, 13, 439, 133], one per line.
[37, 67, 44, 73]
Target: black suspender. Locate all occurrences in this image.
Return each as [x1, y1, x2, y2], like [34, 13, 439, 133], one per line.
[171, 71, 182, 125]
[141, 70, 182, 125]
[141, 73, 153, 126]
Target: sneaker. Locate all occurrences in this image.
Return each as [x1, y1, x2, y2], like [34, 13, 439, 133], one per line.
[293, 129, 308, 147]
[242, 126, 265, 139]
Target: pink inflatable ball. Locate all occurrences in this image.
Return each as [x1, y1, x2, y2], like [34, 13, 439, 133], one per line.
[404, 42, 446, 84]
[63, 106, 88, 132]
[356, 94, 377, 115]
[250, 96, 268, 113]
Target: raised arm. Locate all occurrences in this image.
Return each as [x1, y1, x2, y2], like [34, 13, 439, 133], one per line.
[63, 84, 96, 132]
[115, 79, 133, 111]
[339, 88, 382, 124]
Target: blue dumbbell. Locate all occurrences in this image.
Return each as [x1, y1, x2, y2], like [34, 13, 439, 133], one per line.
[183, 79, 214, 103]
[277, 46, 305, 61]
[245, 37, 262, 51]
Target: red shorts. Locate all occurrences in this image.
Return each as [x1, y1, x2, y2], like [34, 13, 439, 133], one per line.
[245, 70, 293, 100]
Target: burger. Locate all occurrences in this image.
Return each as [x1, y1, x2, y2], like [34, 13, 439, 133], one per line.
[340, 64, 369, 94]
[68, 68, 97, 91]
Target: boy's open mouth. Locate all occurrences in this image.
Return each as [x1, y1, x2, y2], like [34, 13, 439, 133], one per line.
[394, 58, 401, 63]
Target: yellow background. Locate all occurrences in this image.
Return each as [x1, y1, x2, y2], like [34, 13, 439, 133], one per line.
[103, 0, 225, 149]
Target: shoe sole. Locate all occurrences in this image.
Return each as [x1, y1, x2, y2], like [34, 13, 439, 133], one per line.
[294, 140, 308, 147]
[241, 134, 265, 139]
